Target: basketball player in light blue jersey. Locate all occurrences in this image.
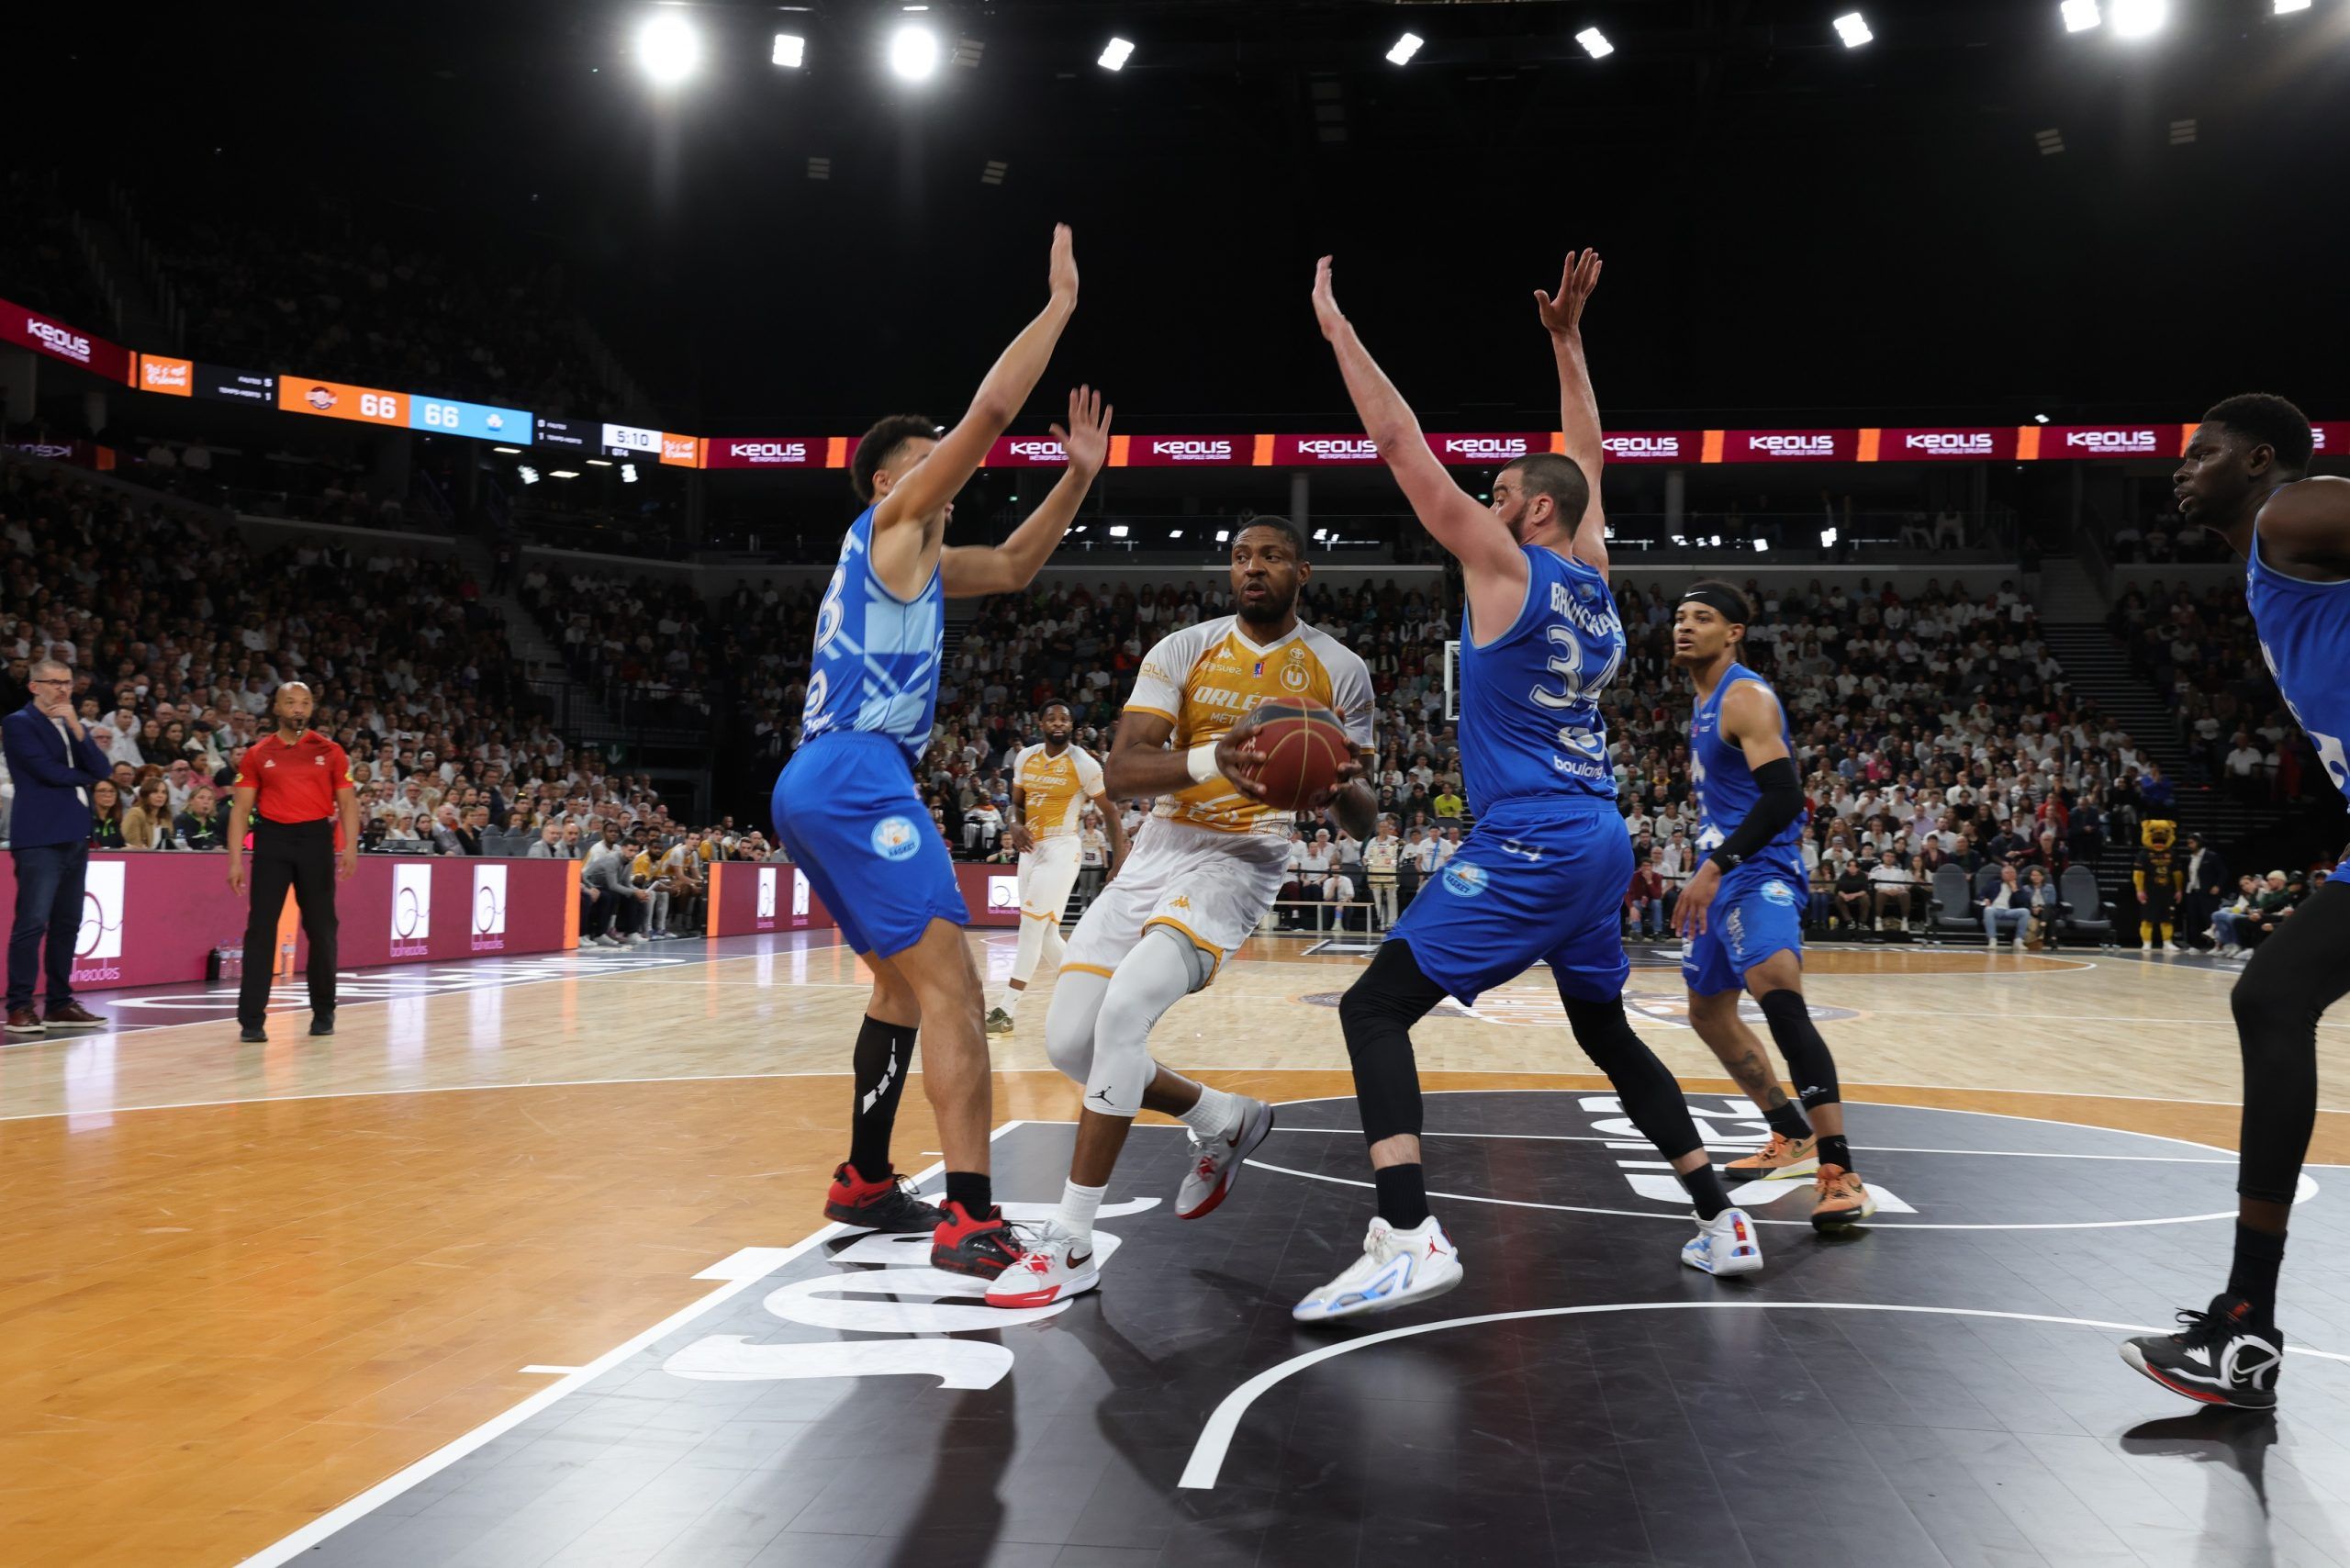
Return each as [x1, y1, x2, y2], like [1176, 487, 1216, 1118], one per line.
[1292, 249, 1757, 1323]
[1670, 582, 1874, 1230]
[775, 225, 1113, 1282]
[2121, 395, 2349, 1408]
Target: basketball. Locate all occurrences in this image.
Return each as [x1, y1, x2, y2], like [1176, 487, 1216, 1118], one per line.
[1247, 697, 1351, 809]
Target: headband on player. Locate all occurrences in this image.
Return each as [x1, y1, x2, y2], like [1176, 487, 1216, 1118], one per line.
[1678, 586, 1748, 625]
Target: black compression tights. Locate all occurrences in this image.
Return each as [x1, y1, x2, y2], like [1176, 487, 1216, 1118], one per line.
[2230, 877, 2350, 1214]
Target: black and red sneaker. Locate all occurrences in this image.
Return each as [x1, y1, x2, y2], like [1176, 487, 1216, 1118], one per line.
[931, 1201, 1026, 1280]
[823, 1162, 946, 1235]
[2121, 1294, 2285, 1410]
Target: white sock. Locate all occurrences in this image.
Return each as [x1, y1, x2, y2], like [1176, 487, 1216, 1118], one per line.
[1056, 1178, 1106, 1242]
[1177, 1085, 1239, 1140]
[1002, 986, 1024, 1018]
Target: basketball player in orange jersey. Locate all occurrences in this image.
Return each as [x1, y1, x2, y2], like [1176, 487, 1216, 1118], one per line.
[987, 701, 1128, 1036]
[985, 518, 1378, 1307]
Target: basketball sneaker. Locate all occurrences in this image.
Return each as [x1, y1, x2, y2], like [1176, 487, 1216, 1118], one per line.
[1809, 1165, 1875, 1230]
[1681, 1207, 1764, 1276]
[822, 1163, 946, 1234]
[1176, 1095, 1276, 1220]
[2121, 1294, 2284, 1410]
[1291, 1215, 1463, 1324]
[1726, 1131, 1818, 1181]
[985, 1006, 1015, 1037]
[930, 1201, 1027, 1280]
[983, 1220, 1100, 1308]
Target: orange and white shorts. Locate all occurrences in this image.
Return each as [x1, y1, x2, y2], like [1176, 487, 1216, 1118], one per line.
[1061, 816, 1288, 985]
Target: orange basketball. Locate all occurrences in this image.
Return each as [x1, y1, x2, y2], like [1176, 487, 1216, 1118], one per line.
[1248, 696, 1351, 810]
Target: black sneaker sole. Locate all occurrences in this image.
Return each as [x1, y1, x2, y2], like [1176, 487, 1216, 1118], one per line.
[2121, 1342, 2279, 1409]
[930, 1245, 1017, 1281]
[823, 1198, 946, 1234]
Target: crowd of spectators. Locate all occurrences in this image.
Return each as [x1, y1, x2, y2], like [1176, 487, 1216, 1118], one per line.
[2109, 579, 2321, 801]
[0, 463, 777, 929]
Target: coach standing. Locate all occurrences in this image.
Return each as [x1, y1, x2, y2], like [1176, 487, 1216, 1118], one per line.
[227, 682, 359, 1044]
[2, 656, 112, 1036]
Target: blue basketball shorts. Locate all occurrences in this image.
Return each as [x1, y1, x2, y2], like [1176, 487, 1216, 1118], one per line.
[1681, 867, 1806, 996]
[1387, 799, 1631, 1006]
[771, 732, 967, 958]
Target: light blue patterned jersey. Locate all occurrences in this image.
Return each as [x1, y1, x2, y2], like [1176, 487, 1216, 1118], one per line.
[800, 505, 945, 767]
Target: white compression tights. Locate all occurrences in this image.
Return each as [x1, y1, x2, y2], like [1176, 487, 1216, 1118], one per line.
[1042, 924, 1207, 1117]
[1010, 911, 1068, 990]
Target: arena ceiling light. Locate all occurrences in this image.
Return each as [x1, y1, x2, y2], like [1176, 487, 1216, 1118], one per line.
[621, 464, 639, 483]
[1386, 32, 1425, 65]
[549, 469, 582, 480]
[890, 24, 940, 81]
[1109, 524, 1131, 538]
[517, 465, 541, 486]
[1099, 37, 1136, 71]
[637, 13, 701, 84]
[2061, 0, 2101, 31]
[2274, 0, 2310, 12]
[2111, 0, 2166, 37]
[1834, 13, 1873, 47]
[491, 445, 521, 454]
[773, 33, 806, 68]
[1576, 27, 1614, 59]
[586, 458, 613, 467]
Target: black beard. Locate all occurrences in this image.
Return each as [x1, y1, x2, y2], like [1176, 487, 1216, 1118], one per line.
[1237, 592, 1294, 631]
[282, 717, 309, 734]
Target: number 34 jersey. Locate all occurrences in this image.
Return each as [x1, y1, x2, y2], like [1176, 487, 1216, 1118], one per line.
[1455, 544, 1623, 815]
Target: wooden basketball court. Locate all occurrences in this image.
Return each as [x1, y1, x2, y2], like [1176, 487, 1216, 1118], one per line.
[4, 930, 2345, 1566]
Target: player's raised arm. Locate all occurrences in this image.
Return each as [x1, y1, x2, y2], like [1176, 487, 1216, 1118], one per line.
[875, 224, 1080, 533]
[941, 386, 1112, 598]
[1311, 256, 1529, 610]
[1534, 247, 1608, 577]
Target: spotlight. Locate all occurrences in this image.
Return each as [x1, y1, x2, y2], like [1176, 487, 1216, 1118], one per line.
[2112, 0, 2165, 36]
[1576, 27, 1614, 59]
[890, 25, 940, 81]
[2275, 0, 2310, 11]
[2033, 413, 2052, 424]
[621, 464, 639, 483]
[637, 13, 700, 84]
[1834, 12, 1873, 47]
[549, 469, 581, 480]
[586, 458, 613, 467]
[1109, 524, 1130, 538]
[1386, 32, 1424, 65]
[1169, 529, 1184, 539]
[981, 159, 1008, 185]
[2034, 128, 2065, 156]
[1820, 527, 1839, 548]
[1099, 37, 1135, 71]
[517, 465, 541, 486]
[773, 33, 806, 68]
[2061, 0, 2101, 32]
[1753, 538, 1771, 554]
[1214, 530, 1231, 543]
[491, 445, 521, 454]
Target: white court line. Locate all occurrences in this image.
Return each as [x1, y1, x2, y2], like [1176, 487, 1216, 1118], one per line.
[1259, 1126, 2247, 1164]
[0, 1067, 863, 1124]
[230, 1126, 1016, 1568]
[1175, 1300, 2350, 1491]
[517, 1365, 582, 1375]
[1237, 1156, 2316, 1230]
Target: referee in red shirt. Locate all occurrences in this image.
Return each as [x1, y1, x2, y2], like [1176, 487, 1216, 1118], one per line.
[227, 682, 360, 1043]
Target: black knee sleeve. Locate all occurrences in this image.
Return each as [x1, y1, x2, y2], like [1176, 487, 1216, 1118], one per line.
[1561, 994, 1703, 1163]
[1757, 989, 1840, 1110]
[1339, 940, 1447, 1146]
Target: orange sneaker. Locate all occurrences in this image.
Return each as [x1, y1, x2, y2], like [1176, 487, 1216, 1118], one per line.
[1811, 1164, 1876, 1231]
[1725, 1131, 1818, 1181]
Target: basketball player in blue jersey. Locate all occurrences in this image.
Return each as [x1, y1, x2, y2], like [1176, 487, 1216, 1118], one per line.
[1670, 582, 1874, 1229]
[1292, 249, 1758, 1322]
[2121, 395, 2349, 1407]
[776, 225, 1113, 1282]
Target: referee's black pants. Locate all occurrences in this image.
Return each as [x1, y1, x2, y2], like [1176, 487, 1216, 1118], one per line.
[238, 819, 339, 1028]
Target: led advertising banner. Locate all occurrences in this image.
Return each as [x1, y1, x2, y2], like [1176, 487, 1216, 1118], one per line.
[2308, 422, 2349, 456]
[1601, 431, 1706, 464]
[0, 296, 133, 383]
[702, 437, 824, 469]
[983, 434, 1072, 467]
[2025, 423, 2179, 461]
[1262, 434, 1383, 466]
[278, 375, 407, 427]
[1114, 434, 1250, 467]
[408, 394, 532, 442]
[659, 432, 703, 468]
[136, 353, 275, 405]
[1867, 427, 2020, 462]
[1714, 429, 1862, 464]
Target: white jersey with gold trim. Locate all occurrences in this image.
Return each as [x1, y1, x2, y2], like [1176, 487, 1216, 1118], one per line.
[1124, 614, 1373, 836]
[1012, 743, 1103, 840]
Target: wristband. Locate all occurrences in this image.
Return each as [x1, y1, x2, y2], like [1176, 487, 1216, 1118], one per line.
[1186, 739, 1224, 785]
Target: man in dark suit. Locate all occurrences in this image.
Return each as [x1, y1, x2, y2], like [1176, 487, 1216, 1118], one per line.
[4, 657, 112, 1035]
[2179, 834, 2232, 951]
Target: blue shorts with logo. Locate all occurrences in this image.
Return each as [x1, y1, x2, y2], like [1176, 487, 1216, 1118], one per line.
[1682, 865, 1807, 996]
[1388, 798, 1631, 1006]
[771, 732, 967, 958]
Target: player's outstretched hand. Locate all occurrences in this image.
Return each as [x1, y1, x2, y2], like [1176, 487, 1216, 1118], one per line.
[1052, 385, 1113, 479]
[1534, 248, 1603, 339]
[1311, 256, 1347, 342]
[1048, 223, 1078, 303]
[1215, 717, 1273, 803]
[1674, 859, 1720, 937]
[1299, 757, 1366, 812]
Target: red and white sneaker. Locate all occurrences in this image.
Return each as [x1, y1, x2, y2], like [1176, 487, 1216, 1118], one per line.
[930, 1200, 1027, 1280]
[1175, 1095, 1276, 1220]
[822, 1162, 946, 1235]
[984, 1221, 1100, 1308]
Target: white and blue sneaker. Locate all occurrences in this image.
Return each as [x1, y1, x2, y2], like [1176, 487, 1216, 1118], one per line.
[1681, 1206, 1764, 1276]
[1292, 1215, 1463, 1324]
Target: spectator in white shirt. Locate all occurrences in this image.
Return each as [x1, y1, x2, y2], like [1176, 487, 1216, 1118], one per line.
[1867, 851, 1915, 931]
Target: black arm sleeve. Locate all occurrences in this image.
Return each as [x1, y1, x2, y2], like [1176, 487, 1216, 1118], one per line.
[1707, 756, 1804, 872]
